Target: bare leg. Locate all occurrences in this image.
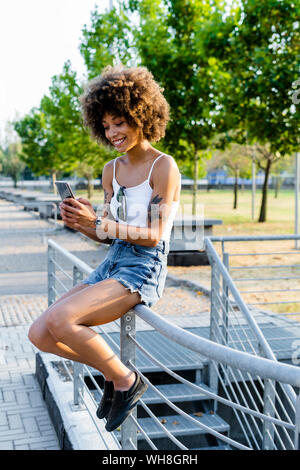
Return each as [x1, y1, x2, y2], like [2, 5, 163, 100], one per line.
[29, 283, 91, 362]
[28, 279, 141, 391]
[47, 283, 90, 310]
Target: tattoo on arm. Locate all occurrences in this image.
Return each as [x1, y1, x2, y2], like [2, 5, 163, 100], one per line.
[104, 190, 109, 203]
[103, 190, 114, 219]
[148, 194, 163, 224]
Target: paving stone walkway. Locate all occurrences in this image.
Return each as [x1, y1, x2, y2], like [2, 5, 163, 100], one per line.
[0, 324, 59, 450]
[0, 197, 211, 450]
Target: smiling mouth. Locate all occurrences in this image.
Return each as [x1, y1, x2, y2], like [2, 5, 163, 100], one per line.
[113, 137, 126, 147]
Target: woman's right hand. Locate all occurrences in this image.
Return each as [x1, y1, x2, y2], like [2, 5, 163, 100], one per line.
[76, 197, 94, 214]
[60, 197, 93, 231]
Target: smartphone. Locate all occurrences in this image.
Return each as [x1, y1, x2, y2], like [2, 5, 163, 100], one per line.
[55, 181, 75, 202]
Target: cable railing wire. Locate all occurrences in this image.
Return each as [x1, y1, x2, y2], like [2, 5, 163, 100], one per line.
[127, 331, 294, 431]
[212, 235, 300, 312]
[128, 361, 250, 450]
[208, 243, 298, 427]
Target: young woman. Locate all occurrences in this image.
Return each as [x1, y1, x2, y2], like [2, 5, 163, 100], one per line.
[28, 65, 181, 433]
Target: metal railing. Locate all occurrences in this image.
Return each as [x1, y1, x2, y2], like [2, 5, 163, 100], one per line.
[205, 236, 299, 450]
[210, 235, 300, 320]
[47, 237, 300, 450]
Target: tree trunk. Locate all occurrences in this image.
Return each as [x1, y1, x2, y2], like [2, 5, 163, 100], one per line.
[192, 149, 199, 215]
[51, 170, 57, 194]
[258, 159, 272, 223]
[87, 177, 94, 200]
[233, 169, 239, 209]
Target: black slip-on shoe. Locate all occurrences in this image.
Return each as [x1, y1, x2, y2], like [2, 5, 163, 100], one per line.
[105, 372, 148, 432]
[96, 380, 114, 419]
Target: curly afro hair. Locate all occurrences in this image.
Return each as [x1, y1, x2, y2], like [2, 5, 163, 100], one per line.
[79, 64, 170, 146]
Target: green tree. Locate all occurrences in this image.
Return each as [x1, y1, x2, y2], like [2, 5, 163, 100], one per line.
[0, 141, 25, 188]
[81, 0, 232, 214]
[15, 61, 115, 194]
[80, 4, 134, 78]
[41, 61, 117, 194]
[128, 0, 235, 214]
[207, 143, 252, 209]
[14, 108, 66, 193]
[207, 0, 300, 221]
[75, 144, 117, 199]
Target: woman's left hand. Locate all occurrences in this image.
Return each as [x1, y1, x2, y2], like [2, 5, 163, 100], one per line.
[60, 198, 97, 228]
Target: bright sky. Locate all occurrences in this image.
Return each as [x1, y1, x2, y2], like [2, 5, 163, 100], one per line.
[0, 0, 111, 144]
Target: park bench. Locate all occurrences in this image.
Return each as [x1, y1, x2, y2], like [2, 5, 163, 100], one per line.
[35, 195, 61, 218]
[168, 217, 223, 265]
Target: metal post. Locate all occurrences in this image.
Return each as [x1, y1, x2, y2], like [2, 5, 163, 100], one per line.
[294, 392, 300, 450]
[73, 362, 84, 409]
[73, 265, 83, 286]
[209, 259, 220, 393]
[72, 265, 85, 409]
[262, 379, 276, 449]
[52, 202, 57, 224]
[120, 310, 137, 450]
[222, 252, 229, 346]
[48, 243, 56, 306]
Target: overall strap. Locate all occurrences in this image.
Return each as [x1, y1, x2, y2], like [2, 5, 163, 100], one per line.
[147, 154, 165, 183]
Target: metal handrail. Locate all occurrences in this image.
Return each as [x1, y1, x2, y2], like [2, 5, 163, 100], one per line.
[48, 239, 93, 276]
[205, 238, 278, 360]
[133, 303, 300, 388]
[210, 235, 300, 242]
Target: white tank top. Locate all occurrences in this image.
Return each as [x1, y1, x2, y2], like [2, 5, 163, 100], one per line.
[110, 153, 180, 242]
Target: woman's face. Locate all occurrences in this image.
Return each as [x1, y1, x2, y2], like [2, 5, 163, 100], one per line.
[102, 113, 142, 152]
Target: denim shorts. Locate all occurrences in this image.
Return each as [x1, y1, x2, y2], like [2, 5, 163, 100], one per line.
[81, 238, 169, 308]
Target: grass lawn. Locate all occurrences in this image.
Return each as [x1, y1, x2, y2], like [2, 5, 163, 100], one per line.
[181, 187, 296, 235]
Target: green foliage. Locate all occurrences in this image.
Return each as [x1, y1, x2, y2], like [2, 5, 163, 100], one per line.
[80, 4, 134, 78]
[14, 61, 116, 185]
[124, 0, 230, 151]
[207, 143, 252, 180]
[81, 0, 231, 212]
[14, 108, 61, 177]
[9, 0, 299, 220]
[0, 141, 25, 187]
[210, 0, 300, 155]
